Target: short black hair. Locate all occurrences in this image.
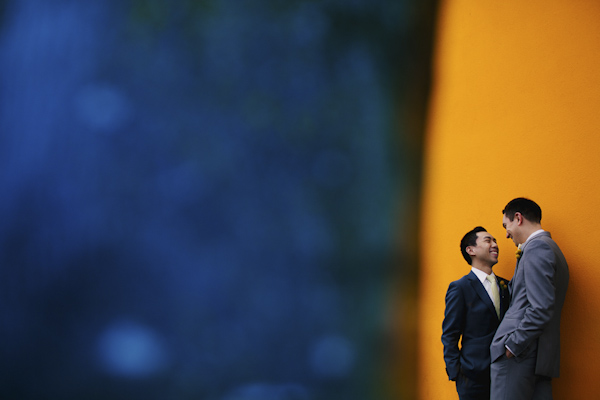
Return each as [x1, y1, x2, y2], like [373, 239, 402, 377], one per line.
[502, 197, 542, 224]
[460, 226, 487, 265]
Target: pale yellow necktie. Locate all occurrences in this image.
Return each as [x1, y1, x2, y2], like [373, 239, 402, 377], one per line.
[486, 275, 501, 317]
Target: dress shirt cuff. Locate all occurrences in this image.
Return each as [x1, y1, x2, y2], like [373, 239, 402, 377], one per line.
[505, 344, 515, 356]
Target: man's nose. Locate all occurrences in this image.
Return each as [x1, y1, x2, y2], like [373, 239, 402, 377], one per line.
[506, 231, 510, 239]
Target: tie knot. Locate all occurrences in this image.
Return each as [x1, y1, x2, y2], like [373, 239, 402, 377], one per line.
[486, 275, 495, 283]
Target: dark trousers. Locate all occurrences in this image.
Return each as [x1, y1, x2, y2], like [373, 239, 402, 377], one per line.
[456, 372, 490, 400]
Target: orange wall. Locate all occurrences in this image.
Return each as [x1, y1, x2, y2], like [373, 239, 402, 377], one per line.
[418, 1, 600, 399]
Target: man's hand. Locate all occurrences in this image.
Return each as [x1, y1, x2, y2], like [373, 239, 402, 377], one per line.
[505, 348, 514, 359]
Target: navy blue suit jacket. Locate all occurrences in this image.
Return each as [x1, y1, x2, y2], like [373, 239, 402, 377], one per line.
[442, 271, 510, 382]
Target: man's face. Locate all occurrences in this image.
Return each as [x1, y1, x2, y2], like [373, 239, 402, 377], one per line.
[502, 213, 520, 246]
[469, 231, 499, 266]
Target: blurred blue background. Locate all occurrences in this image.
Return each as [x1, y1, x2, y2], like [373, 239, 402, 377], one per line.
[0, 0, 436, 399]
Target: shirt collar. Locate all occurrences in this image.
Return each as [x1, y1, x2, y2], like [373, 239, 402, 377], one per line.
[471, 267, 495, 284]
[523, 229, 545, 247]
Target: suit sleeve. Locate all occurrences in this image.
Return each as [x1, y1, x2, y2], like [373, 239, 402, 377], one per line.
[505, 240, 556, 356]
[441, 281, 464, 381]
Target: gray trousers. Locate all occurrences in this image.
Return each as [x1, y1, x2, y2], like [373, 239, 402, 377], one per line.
[490, 347, 552, 400]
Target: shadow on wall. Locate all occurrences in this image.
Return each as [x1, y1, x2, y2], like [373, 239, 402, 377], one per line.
[0, 1, 436, 399]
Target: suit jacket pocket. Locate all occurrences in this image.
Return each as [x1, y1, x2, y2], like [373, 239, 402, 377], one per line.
[514, 339, 538, 363]
[460, 339, 492, 380]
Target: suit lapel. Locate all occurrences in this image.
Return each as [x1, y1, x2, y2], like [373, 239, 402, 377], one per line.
[509, 232, 550, 293]
[497, 276, 510, 318]
[467, 271, 497, 318]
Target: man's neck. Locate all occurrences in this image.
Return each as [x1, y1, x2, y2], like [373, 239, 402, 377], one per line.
[521, 223, 543, 244]
[472, 263, 493, 275]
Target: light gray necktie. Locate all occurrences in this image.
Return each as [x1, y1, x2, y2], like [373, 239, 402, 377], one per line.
[486, 274, 500, 317]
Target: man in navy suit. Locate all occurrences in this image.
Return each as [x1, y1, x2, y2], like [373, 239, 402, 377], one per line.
[442, 226, 510, 400]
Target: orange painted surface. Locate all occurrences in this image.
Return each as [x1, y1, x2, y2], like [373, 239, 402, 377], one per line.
[418, 1, 600, 399]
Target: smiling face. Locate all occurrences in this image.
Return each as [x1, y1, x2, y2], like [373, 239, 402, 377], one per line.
[467, 231, 499, 267]
[502, 213, 521, 246]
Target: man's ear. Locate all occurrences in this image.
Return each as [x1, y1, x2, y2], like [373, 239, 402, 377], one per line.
[466, 246, 475, 256]
[515, 212, 523, 225]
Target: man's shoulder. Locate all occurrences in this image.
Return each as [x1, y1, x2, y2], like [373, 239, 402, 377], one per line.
[526, 231, 556, 247]
[526, 232, 569, 269]
[445, 273, 473, 301]
[448, 272, 475, 287]
[525, 234, 558, 254]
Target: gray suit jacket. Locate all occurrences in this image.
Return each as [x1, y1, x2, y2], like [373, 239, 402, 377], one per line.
[490, 232, 569, 377]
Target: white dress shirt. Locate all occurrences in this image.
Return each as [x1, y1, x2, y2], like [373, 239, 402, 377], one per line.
[471, 267, 499, 309]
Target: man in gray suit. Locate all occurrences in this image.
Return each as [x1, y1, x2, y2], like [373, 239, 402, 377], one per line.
[490, 198, 569, 400]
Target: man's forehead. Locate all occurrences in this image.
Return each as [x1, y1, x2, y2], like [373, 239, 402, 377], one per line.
[477, 231, 495, 240]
